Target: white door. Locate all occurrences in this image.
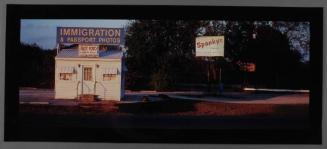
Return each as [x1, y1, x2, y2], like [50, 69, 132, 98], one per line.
[81, 66, 95, 95]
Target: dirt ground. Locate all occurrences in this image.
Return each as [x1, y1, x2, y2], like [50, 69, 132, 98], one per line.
[20, 99, 309, 116]
[19, 99, 309, 129]
[18, 88, 310, 129]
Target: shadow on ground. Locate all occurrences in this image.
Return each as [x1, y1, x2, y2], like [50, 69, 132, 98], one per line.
[118, 98, 201, 114]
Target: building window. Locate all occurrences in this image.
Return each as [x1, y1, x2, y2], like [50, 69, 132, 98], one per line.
[103, 74, 116, 81]
[83, 67, 92, 81]
[60, 73, 73, 80]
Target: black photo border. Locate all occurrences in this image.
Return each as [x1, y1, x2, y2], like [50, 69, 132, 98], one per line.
[4, 5, 323, 144]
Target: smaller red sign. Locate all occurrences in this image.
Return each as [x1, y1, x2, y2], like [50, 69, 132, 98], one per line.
[78, 44, 99, 57]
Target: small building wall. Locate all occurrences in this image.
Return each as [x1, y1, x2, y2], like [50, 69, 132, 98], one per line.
[55, 58, 124, 101]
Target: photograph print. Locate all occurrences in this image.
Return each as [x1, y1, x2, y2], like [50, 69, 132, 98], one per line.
[4, 5, 323, 144]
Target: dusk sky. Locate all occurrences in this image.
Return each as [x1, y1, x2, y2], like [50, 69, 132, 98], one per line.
[20, 19, 130, 49]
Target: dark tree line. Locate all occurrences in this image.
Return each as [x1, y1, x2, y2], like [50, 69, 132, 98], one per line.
[19, 43, 56, 88]
[125, 20, 206, 90]
[125, 20, 310, 91]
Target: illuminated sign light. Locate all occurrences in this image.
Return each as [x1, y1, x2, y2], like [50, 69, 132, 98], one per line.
[196, 36, 224, 57]
[57, 27, 124, 45]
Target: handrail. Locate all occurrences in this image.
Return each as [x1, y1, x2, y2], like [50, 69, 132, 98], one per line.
[76, 81, 81, 100]
[94, 81, 98, 95]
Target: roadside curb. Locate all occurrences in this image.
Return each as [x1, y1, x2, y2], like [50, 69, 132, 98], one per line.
[19, 101, 49, 105]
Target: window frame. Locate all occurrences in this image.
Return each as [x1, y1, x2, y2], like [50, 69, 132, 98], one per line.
[103, 74, 117, 81]
[59, 73, 73, 81]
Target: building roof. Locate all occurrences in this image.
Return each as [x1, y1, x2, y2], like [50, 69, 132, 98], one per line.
[56, 49, 123, 59]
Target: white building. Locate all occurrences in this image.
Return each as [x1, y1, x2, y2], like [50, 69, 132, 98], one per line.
[54, 46, 126, 101]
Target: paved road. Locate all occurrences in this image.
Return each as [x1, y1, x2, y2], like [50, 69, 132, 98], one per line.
[169, 93, 309, 104]
[20, 88, 54, 102]
[19, 88, 309, 105]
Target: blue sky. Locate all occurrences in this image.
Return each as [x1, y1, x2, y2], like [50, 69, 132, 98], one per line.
[20, 19, 130, 49]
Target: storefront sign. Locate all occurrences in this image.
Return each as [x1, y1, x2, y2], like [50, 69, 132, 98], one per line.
[196, 36, 224, 57]
[57, 27, 124, 45]
[78, 44, 99, 57]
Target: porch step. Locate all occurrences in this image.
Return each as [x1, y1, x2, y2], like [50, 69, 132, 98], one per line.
[78, 94, 98, 103]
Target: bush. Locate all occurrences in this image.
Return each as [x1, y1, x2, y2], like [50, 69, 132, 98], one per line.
[150, 69, 172, 91]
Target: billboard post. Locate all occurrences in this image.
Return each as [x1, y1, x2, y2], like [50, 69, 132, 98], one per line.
[195, 36, 225, 94]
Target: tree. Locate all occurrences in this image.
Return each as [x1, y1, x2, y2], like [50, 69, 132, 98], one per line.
[19, 42, 56, 88]
[246, 26, 304, 88]
[272, 22, 310, 62]
[203, 21, 309, 89]
[125, 20, 204, 90]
